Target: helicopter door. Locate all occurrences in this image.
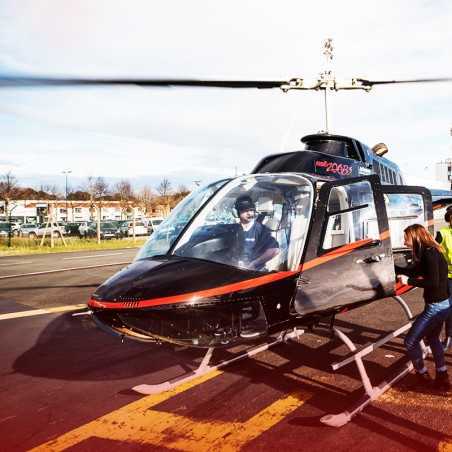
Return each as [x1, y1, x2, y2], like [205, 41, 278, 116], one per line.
[294, 175, 395, 315]
[380, 185, 433, 268]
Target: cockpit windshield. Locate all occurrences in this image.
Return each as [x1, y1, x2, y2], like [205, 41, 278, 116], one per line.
[173, 174, 313, 272]
[135, 178, 230, 260]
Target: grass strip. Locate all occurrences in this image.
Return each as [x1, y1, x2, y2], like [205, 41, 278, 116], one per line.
[0, 236, 147, 256]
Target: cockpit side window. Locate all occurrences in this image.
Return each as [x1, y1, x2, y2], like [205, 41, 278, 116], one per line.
[322, 180, 379, 250]
[345, 142, 362, 161]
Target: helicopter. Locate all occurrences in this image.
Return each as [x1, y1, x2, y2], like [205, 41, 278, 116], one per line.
[3, 41, 452, 392]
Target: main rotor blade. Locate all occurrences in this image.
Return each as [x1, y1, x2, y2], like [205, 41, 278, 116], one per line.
[0, 76, 285, 89]
[357, 77, 452, 87]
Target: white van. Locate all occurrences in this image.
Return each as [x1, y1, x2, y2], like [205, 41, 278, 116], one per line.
[127, 221, 148, 236]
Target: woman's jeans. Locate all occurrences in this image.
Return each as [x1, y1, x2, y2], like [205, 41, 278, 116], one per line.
[405, 299, 452, 372]
[446, 279, 452, 337]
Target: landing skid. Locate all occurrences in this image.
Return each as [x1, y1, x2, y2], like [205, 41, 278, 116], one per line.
[321, 295, 429, 427]
[133, 328, 305, 395]
[133, 295, 424, 427]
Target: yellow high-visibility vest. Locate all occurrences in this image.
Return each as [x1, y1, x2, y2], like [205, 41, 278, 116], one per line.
[439, 226, 452, 279]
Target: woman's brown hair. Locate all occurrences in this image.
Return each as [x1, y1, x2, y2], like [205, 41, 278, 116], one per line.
[404, 224, 442, 261]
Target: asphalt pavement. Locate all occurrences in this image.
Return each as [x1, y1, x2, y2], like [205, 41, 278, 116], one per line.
[0, 248, 137, 279]
[0, 249, 450, 451]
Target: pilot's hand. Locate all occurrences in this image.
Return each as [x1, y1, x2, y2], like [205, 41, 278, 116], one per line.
[397, 275, 409, 285]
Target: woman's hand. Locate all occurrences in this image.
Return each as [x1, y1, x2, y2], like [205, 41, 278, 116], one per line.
[397, 275, 409, 285]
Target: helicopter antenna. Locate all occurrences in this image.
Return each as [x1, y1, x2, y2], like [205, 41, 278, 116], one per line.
[321, 38, 334, 133]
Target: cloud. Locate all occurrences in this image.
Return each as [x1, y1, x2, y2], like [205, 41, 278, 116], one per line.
[0, 0, 451, 187]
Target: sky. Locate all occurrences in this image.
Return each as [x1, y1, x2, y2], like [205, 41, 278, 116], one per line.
[0, 0, 451, 193]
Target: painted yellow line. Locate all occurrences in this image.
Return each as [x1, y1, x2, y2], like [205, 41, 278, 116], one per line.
[32, 381, 309, 451]
[439, 440, 452, 452]
[0, 304, 86, 320]
[168, 391, 310, 452]
[30, 370, 224, 452]
[380, 388, 452, 411]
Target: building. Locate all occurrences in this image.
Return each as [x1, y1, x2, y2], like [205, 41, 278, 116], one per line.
[435, 158, 452, 189]
[0, 200, 153, 224]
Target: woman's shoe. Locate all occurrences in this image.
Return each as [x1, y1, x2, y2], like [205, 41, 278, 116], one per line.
[434, 371, 451, 392]
[414, 371, 433, 387]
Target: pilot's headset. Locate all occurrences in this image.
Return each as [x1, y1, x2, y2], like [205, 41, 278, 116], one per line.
[233, 195, 256, 217]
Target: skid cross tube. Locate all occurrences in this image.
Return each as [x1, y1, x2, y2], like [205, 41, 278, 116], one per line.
[331, 322, 413, 371]
[133, 328, 305, 395]
[321, 295, 429, 427]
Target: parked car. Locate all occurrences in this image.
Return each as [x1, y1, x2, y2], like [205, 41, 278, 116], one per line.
[19, 223, 63, 238]
[114, 220, 130, 238]
[55, 222, 67, 235]
[65, 222, 86, 236]
[0, 222, 23, 237]
[83, 221, 121, 240]
[19, 223, 39, 237]
[77, 221, 93, 237]
[147, 217, 164, 234]
[127, 221, 148, 236]
[0, 222, 10, 238]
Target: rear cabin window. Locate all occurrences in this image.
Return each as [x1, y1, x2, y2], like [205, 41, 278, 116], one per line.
[385, 193, 425, 249]
[322, 180, 379, 251]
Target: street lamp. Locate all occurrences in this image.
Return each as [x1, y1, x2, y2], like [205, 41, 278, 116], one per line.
[62, 169, 72, 221]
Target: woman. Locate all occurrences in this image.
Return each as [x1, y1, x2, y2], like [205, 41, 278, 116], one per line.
[396, 224, 451, 392]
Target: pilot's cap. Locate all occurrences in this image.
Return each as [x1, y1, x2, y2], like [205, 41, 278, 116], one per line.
[235, 195, 256, 213]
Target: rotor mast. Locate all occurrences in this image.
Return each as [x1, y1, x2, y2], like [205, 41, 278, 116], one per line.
[322, 38, 334, 133]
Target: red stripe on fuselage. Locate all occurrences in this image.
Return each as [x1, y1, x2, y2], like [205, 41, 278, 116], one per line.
[88, 269, 297, 309]
[88, 231, 392, 310]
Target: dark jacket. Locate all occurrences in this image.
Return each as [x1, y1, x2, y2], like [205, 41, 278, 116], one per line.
[395, 246, 449, 304]
[232, 221, 278, 269]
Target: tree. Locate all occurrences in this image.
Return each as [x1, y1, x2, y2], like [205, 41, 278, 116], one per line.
[86, 176, 110, 243]
[114, 179, 135, 219]
[137, 186, 155, 217]
[157, 178, 173, 216]
[68, 190, 90, 201]
[39, 184, 61, 199]
[157, 178, 172, 197]
[0, 172, 19, 246]
[172, 184, 190, 207]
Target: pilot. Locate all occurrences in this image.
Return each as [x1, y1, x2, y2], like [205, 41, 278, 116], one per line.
[232, 195, 279, 271]
[435, 205, 452, 350]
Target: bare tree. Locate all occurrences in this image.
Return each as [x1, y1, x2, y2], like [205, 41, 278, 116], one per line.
[137, 186, 155, 217]
[86, 176, 109, 243]
[0, 172, 19, 246]
[39, 184, 61, 199]
[157, 178, 173, 216]
[114, 179, 135, 219]
[157, 178, 172, 197]
[172, 184, 190, 207]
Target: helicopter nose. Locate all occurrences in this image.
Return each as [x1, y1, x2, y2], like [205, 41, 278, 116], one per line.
[92, 258, 165, 302]
[89, 255, 263, 307]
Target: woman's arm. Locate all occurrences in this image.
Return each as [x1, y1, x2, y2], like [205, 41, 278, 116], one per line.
[407, 249, 439, 289]
[394, 263, 417, 278]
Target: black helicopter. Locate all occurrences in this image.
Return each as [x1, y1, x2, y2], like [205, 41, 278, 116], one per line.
[84, 128, 450, 348]
[2, 46, 452, 351]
